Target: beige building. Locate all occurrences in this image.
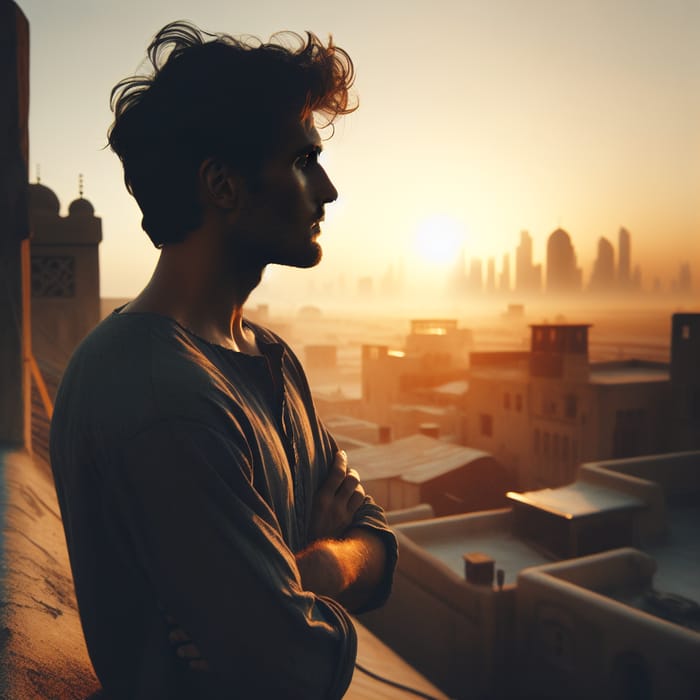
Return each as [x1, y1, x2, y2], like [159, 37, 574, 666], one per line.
[360, 450, 700, 700]
[466, 324, 672, 489]
[360, 319, 472, 435]
[348, 434, 510, 516]
[28, 182, 102, 366]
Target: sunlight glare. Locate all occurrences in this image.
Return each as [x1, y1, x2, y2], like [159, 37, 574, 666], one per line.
[414, 215, 465, 266]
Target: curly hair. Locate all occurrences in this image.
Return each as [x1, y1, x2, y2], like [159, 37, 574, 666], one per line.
[108, 21, 356, 247]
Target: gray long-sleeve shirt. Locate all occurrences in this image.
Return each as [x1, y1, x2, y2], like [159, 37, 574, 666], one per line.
[50, 310, 398, 699]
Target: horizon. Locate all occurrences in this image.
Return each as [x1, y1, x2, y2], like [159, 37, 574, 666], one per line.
[18, 0, 700, 299]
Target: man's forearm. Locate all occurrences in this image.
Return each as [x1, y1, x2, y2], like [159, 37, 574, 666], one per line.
[296, 528, 386, 611]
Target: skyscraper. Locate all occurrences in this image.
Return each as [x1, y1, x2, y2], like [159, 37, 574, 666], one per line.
[589, 237, 615, 292]
[516, 230, 541, 293]
[486, 257, 496, 293]
[618, 227, 631, 288]
[546, 228, 582, 293]
[499, 253, 511, 293]
[468, 257, 483, 292]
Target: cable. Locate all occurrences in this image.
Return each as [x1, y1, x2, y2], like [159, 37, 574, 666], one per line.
[354, 661, 446, 700]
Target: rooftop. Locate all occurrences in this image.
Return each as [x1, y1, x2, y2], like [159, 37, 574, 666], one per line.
[348, 434, 493, 483]
[589, 363, 670, 384]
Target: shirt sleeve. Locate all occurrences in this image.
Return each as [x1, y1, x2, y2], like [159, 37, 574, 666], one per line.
[111, 418, 357, 700]
[324, 430, 399, 614]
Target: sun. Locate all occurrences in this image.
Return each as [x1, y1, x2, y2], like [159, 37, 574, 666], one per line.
[413, 215, 465, 266]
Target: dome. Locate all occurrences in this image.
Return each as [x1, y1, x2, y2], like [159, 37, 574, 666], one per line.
[548, 227, 571, 244]
[28, 183, 60, 215]
[68, 197, 95, 217]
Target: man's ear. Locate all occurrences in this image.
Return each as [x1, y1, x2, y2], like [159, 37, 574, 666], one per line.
[199, 158, 241, 210]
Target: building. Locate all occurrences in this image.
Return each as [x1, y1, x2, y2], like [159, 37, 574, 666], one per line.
[546, 228, 582, 293]
[28, 181, 102, 365]
[618, 226, 631, 287]
[361, 320, 472, 433]
[589, 236, 615, 292]
[515, 230, 542, 294]
[360, 450, 700, 700]
[465, 324, 672, 489]
[348, 433, 511, 516]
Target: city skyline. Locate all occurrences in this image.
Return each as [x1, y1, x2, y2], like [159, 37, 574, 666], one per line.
[17, 0, 700, 298]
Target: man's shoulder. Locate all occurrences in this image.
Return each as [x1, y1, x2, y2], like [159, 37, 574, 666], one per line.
[55, 312, 226, 434]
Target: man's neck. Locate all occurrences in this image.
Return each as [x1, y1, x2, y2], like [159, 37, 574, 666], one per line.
[122, 239, 263, 355]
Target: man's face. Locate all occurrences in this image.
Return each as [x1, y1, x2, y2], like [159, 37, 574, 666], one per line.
[232, 116, 338, 269]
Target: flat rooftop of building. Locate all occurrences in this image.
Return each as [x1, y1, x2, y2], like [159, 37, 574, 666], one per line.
[430, 380, 469, 396]
[589, 363, 670, 384]
[348, 434, 493, 483]
[398, 511, 553, 586]
[507, 482, 645, 519]
[323, 415, 380, 432]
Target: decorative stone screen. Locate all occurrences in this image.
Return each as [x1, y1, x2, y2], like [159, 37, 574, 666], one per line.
[31, 255, 75, 297]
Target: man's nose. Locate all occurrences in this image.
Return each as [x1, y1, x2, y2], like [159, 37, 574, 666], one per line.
[318, 165, 338, 205]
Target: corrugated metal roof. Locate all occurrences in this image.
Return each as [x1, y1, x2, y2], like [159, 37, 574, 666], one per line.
[348, 434, 493, 484]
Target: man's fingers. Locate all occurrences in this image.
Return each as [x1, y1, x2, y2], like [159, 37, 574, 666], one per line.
[347, 484, 366, 514]
[336, 469, 361, 500]
[321, 451, 347, 494]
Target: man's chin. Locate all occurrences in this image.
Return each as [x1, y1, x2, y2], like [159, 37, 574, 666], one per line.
[274, 243, 322, 269]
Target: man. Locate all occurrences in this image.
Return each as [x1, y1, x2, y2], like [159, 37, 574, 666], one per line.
[50, 21, 397, 700]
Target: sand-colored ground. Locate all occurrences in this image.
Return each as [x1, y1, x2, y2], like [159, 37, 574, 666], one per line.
[0, 447, 100, 699]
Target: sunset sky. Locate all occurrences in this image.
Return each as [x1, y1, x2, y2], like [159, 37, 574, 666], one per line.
[18, 0, 700, 304]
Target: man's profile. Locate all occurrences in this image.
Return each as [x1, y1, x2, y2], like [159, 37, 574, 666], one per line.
[50, 21, 397, 700]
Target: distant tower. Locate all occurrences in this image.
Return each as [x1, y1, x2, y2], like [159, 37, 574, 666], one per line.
[448, 247, 467, 295]
[468, 257, 483, 292]
[529, 324, 591, 382]
[499, 253, 511, 293]
[632, 264, 642, 290]
[28, 181, 102, 364]
[486, 258, 496, 293]
[546, 228, 581, 293]
[589, 237, 615, 292]
[678, 262, 692, 294]
[618, 227, 631, 288]
[516, 230, 541, 294]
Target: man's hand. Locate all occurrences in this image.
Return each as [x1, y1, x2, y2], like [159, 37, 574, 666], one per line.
[307, 450, 365, 541]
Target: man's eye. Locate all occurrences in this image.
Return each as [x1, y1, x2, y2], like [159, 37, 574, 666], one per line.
[296, 151, 318, 170]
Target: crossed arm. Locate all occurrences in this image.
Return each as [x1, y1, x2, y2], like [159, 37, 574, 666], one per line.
[169, 448, 390, 669]
[297, 450, 387, 611]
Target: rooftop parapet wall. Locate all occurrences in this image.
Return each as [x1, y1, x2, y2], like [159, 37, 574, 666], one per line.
[583, 451, 700, 504]
[517, 548, 700, 700]
[577, 462, 667, 542]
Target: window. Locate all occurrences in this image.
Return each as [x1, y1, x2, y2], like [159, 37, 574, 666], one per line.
[504, 393, 511, 410]
[682, 324, 690, 340]
[479, 413, 493, 437]
[543, 432, 550, 456]
[534, 429, 541, 454]
[516, 394, 523, 412]
[31, 255, 75, 297]
[565, 395, 577, 420]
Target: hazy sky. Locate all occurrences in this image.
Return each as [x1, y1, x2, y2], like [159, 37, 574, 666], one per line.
[18, 0, 700, 303]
